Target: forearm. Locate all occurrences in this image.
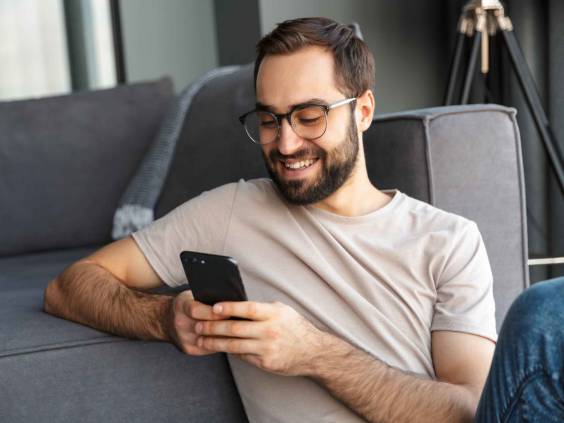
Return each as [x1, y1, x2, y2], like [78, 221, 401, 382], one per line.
[44, 261, 174, 342]
[306, 333, 475, 423]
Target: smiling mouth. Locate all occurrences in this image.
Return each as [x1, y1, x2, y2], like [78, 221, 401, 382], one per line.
[280, 158, 319, 170]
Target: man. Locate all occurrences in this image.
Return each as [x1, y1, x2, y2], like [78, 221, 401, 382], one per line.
[44, 18, 497, 422]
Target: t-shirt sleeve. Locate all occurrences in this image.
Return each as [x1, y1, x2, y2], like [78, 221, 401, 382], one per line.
[131, 182, 238, 287]
[431, 220, 497, 342]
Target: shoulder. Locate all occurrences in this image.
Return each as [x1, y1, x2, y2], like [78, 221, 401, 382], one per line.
[234, 177, 276, 194]
[398, 192, 478, 236]
[393, 192, 483, 259]
[395, 195, 489, 285]
[171, 178, 276, 214]
[232, 178, 280, 204]
[174, 181, 239, 211]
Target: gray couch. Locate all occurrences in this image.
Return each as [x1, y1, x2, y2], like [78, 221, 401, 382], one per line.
[0, 64, 529, 422]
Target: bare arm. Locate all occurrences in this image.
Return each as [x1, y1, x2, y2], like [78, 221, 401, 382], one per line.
[43, 236, 173, 341]
[44, 260, 174, 341]
[306, 330, 494, 423]
[44, 236, 230, 353]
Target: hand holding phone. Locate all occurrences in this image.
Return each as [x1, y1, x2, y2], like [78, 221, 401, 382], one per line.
[168, 289, 229, 356]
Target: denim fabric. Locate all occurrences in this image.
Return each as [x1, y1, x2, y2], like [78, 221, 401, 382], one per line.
[476, 277, 564, 422]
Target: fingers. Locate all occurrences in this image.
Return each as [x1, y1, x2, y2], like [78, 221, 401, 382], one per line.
[173, 317, 217, 356]
[198, 336, 263, 355]
[174, 290, 228, 320]
[181, 330, 214, 356]
[182, 299, 228, 321]
[212, 301, 276, 321]
[171, 291, 227, 356]
[195, 319, 264, 338]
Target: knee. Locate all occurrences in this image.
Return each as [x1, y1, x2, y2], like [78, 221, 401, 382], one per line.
[517, 277, 564, 312]
[501, 277, 564, 336]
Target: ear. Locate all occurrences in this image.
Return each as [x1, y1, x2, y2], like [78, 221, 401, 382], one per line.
[355, 89, 375, 132]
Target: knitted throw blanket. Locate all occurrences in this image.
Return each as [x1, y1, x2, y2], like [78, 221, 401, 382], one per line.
[111, 65, 241, 240]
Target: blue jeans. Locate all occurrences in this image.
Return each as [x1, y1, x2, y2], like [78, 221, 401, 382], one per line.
[475, 277, 564, 422]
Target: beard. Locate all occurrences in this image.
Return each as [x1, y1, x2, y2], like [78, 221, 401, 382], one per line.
[262, 112, 360, 205]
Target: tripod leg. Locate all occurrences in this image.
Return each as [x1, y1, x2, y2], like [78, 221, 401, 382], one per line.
[444, 31, 466, 105]
[461, 30, 481, 104]
[501, 29, 564, 193]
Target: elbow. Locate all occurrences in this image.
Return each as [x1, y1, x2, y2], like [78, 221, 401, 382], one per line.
[462, 407, 476, 423]
[44, 260, 89, 315]
[459, 385, 481, 422]
[43, 277, 62, 315]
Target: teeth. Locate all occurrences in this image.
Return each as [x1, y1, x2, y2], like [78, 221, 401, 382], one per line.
[285, 159, 315, 169]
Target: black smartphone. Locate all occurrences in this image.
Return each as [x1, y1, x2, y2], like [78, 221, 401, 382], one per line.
[179, 250, 248, 306]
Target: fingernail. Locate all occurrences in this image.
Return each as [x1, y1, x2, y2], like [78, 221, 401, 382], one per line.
[195, 322, 202, 333]
[213, 304, 223, 313]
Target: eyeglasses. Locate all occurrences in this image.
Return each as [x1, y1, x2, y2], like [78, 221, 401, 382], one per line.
[238, 97, 357, 145]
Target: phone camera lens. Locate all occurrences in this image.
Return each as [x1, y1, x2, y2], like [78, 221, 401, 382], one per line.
[192, 258, 197, 263]
[201, 260, 206, 264]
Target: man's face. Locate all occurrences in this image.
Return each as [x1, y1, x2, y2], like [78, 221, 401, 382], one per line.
[256, 46, 360, 205]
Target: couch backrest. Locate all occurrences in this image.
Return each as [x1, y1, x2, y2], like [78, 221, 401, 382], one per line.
[155, 65, 261, 218]
[0, 78, 174, 257]
[156, 65, 529, 328]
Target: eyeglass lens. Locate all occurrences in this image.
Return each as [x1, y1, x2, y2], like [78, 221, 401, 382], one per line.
[244, 105, 327, 144]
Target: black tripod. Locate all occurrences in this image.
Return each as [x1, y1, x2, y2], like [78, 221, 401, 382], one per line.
[444, 0, 564, 194]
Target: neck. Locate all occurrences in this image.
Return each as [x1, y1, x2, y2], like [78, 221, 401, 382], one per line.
[310, 149, 392, 217]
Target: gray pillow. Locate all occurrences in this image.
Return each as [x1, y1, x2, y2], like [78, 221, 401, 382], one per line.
[0, 78, 174, 257]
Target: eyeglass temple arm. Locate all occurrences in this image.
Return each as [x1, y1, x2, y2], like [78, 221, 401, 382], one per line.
[327, 97, 357, 110]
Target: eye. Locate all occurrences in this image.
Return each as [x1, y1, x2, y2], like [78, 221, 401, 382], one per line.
[259, 120, 276, 129]
[294, 107, 324, 126]
[298, 116, 322, 125]
[258, 112, 277, 128]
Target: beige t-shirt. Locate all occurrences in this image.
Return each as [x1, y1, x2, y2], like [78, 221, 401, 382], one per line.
[132, 178, 497, 423]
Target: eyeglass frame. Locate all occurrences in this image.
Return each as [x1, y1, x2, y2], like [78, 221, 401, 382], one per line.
[238, 97, 357, 145]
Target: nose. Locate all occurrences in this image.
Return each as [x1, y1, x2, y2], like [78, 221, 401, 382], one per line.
[276, 117, 304, 155]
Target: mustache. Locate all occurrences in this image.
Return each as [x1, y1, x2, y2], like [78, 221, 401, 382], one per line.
[268, 147, 326, 162]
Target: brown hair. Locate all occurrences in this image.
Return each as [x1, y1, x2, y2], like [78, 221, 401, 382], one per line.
[254, 17, 375, 97]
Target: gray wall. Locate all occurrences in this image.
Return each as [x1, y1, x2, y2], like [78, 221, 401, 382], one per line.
[258, 0, 450, 114]
[118, 0, 451, 113]
[214, 0, 261, 66]
[119, 0, 218, 91]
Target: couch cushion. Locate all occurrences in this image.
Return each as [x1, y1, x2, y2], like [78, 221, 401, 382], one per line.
[0, 247, 247, 422]
[0, 79, 174, 257]
[0, 246, 105, 354]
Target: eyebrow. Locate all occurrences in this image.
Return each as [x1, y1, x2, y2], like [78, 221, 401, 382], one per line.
[255, 98, 328, 112]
